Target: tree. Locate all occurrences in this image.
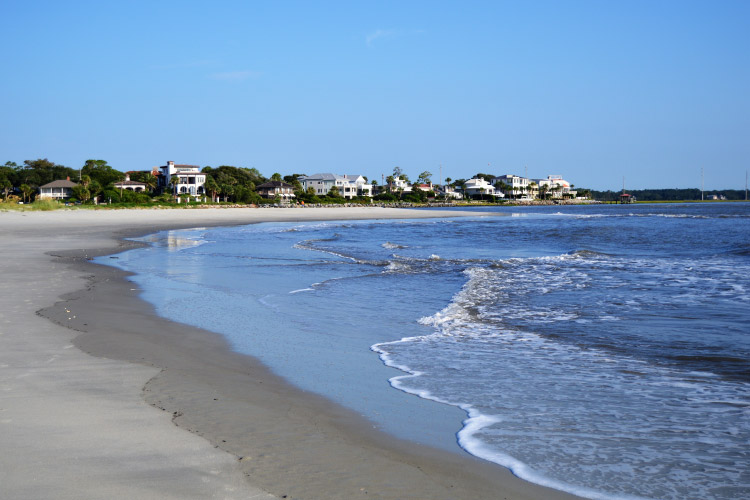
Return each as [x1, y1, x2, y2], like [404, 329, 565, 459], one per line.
[71, 184, 91, 203]
[18, 159, 76, 187]
[81, 159, 122, 187]
[445, 177, 452, 185]
[385, 175, 395, 193]
[143, 173, 157, 192]
[204, 176, 219, 202]
[474, 173, 494, 183]
[19, 183, 33, 202]
[528, 181, 538, 200]
[393, 166, 403, 178]
[271, 172, 282, 181]
[0, 177, 11, 199]
[219, 184, 234, 202]
[418, 171, 432, 184]
[170, 176, 179, 198]
[328, 185, 341, 198]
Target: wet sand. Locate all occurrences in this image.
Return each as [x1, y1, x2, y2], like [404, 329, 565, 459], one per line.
[1, 207, 581, 499]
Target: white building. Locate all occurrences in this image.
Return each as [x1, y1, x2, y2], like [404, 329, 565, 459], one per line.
[463, 178, 501, 199]
[493, 174, 530, 199]
[157, 161, 206, 197]
[535, 175, 575, 199]
[38, 178, 77, 199]
[435, 184, 463, 199]
[113, 173, 147, 192]
[299, 173, 373, 199]
[389, 177, 412, 193]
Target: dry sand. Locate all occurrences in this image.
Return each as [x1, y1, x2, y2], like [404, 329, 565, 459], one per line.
[0, 207, 581, 499]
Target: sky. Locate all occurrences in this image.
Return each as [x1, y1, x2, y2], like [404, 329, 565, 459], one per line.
[2, 0, 748, 190]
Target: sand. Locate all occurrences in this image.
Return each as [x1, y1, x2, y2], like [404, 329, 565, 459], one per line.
[0, 207, 581, 500]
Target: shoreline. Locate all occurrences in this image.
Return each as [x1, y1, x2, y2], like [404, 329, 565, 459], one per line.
[2, 207, 580, 499]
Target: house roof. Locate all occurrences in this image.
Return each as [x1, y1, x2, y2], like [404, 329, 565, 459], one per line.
[300, 173, 339, 181]
[114, 180, 147, 186]
[257, 181, 294, 189]
[40, 179, 78, 188]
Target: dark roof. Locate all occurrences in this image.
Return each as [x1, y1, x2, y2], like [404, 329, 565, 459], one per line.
[300, 173, 338, 181]
[257, 181, 294, 189]
[40, 179, 78, 188]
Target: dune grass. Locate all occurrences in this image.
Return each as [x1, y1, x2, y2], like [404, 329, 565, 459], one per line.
[0, 199, 67, 211]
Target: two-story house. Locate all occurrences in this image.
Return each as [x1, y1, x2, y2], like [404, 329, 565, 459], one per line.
[157, 161, 206, 197]
[299, 173, 373, 199]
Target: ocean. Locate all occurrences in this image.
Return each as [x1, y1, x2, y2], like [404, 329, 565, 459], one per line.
[100, 202, 750, 500]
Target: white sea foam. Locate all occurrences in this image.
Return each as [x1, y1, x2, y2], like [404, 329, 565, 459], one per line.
[373, 249, 750, 500]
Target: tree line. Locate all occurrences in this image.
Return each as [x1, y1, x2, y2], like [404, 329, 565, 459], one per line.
[0, 159, 280, 204]
[591, 188, 748, 201]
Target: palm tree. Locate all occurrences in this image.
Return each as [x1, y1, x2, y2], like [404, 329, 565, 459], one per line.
[143, 173, 157, 193]
[219, 183, 234, 202]
[19, 183, 33, 203]
[0, 178, 11, 200]
[386, 175, 395, 193]
[528, 181, 538, 200]
[204, 176, 219, 202]
[170, 175, 179, 199]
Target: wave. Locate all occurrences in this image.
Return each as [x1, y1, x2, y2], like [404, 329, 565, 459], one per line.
[382, 242, 407, 249]
[372, 249, 750, 500]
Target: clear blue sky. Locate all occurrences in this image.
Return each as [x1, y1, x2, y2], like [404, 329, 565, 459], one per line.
[2, 0, 748, 190]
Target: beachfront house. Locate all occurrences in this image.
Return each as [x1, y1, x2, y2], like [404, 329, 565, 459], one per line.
[113, 174, 147, 192]
[435, 184, 463, 200]
[153, 161, 206, 198]
[299, 173, 373, 199]
[493, 174, 530, 199]
[38, 178, 78, 199]
[256, 180, 296, 201]
[157, 161, 206, 199]
[463, 178, 500, 199]
[535, 175, 575, 199]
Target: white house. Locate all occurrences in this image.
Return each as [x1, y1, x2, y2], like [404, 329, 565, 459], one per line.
[341, 175, 373, 198]
[38, 178, 77, 199]
[493, 174, 530, 199]
[389, 176, 412, 193]
[113, 173, 147, 192]
[157, 161, 206, 197]
[463, 178, 501, 199]
[435, 184, 463, 199]
[299, 173, 373, 199]
[256, 181, 296, 201]
[535, 175, 575, 199]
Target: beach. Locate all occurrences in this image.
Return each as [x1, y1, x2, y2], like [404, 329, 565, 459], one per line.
[0, 207, 580, 500]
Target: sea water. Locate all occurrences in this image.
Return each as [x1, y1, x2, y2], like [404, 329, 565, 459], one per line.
[100, 203, 750, 500]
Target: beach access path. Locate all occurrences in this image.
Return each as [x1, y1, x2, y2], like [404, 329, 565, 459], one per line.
[0, 207, 580, 500]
